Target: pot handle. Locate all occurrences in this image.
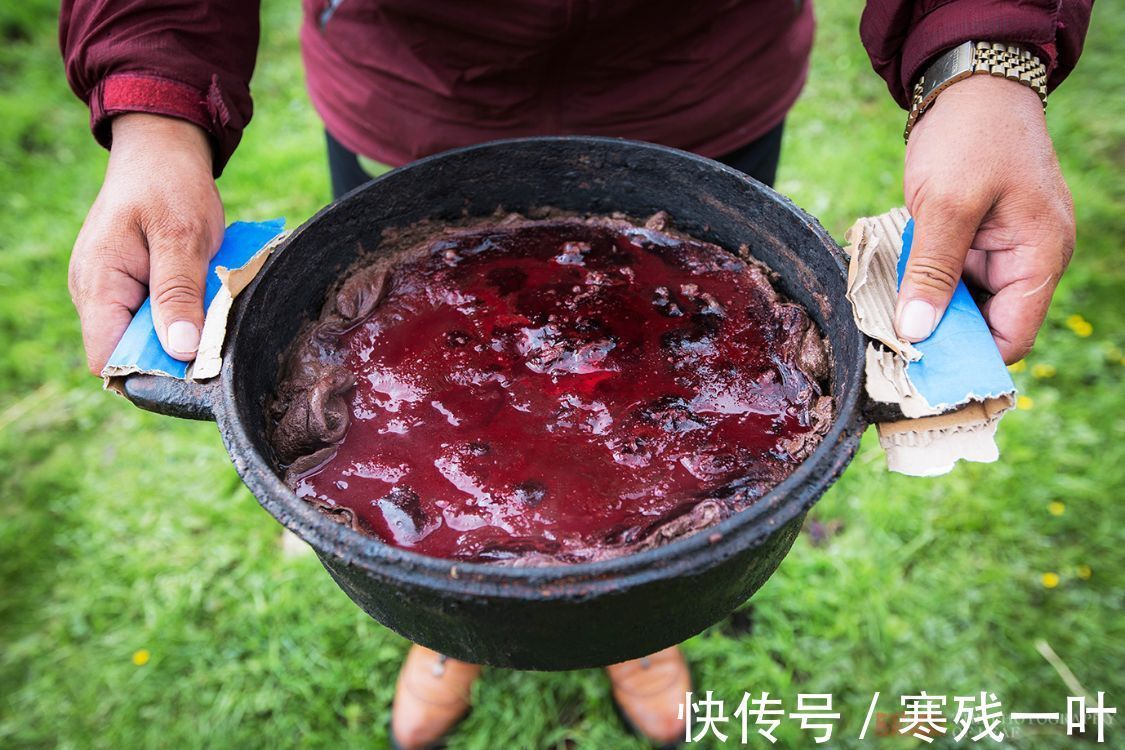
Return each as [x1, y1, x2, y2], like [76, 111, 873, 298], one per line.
[859, 378, 906, 425]
[119, 373, 218, 422]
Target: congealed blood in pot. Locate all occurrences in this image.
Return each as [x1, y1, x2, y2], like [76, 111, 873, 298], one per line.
[269, 214, 834, 564]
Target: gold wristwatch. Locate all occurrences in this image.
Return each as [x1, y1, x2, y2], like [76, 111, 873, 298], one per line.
[904, 41, 1048, 142]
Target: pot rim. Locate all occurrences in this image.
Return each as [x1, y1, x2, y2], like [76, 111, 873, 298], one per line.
[218, 136, 867, 599]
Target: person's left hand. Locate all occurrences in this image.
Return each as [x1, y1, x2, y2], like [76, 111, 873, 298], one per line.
[898, 74, 1075, 364]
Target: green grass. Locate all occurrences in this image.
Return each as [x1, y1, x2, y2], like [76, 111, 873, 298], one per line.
[1, 1, 1122, 748]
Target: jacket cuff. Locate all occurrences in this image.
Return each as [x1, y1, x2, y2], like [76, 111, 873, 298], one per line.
[898, 2, 1059, 109]
[88, 73, 241, 177]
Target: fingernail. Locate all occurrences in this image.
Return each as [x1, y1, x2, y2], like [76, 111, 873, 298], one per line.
[167, 320, 200, 355]
[897, 299, 937, 341]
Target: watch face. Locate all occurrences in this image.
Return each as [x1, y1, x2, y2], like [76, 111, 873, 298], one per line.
[920, 41, 975, 101]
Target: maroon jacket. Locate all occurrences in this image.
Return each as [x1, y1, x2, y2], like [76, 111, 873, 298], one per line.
[60, 1, 1092, 177]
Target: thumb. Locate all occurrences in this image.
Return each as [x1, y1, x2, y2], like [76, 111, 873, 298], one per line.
[148, 222, 215, 361]
[896, 200, 986, 342]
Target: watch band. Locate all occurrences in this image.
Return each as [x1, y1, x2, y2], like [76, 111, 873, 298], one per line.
[904, 41, 1048, 142]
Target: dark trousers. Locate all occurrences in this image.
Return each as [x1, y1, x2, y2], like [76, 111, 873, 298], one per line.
[326, 123, 785, 201]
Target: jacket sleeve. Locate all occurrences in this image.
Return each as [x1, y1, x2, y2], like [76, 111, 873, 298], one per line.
[860, 0, 1094, 110]
[60, 0, 261, 176]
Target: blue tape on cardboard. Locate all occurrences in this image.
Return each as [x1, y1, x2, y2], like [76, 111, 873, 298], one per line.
[102, 219, 285, 380]
[896, 219, 1015, 409]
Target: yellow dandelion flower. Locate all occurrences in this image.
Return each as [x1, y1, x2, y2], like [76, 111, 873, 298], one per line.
[1017, 395, 1034, 410]
[1008, 360, 1027, 373]
[1031, 363, 1057, 379]
[1041, 572, 1060, 589]
[1048, 501, 1065, 516]
[132, 649, 151, 666]
[1066, 314, 1093, 338]
[1077, 565, 1093, 580]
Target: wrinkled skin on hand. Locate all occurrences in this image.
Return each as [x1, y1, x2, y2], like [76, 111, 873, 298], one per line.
[899, 75, 1076, 363]
[68, 113, 224, 374]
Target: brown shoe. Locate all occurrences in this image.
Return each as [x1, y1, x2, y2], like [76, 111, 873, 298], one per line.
[605, 646, 692, 746]
[390, 645, 482, 750]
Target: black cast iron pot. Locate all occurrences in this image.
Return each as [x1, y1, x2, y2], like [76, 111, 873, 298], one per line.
[121, 137, 868, 670]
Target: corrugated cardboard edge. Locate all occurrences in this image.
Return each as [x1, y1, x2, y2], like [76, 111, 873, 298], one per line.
[188, 230, 289, 381]
[865, 343, 936, 419]
[876, 395, 1015, 476]
[844, 207, 921, 362]
[845, 208, 1013, 475]
[846, 208, 939, 419]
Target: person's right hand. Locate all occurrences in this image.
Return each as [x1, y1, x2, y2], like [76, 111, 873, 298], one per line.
[69, 113, 224, 375]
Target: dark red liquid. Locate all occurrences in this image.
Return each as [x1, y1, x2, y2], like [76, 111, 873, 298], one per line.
[295, 219, 826, 562]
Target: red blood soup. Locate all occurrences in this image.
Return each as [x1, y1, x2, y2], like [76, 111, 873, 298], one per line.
[273, 215, 833, 563]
